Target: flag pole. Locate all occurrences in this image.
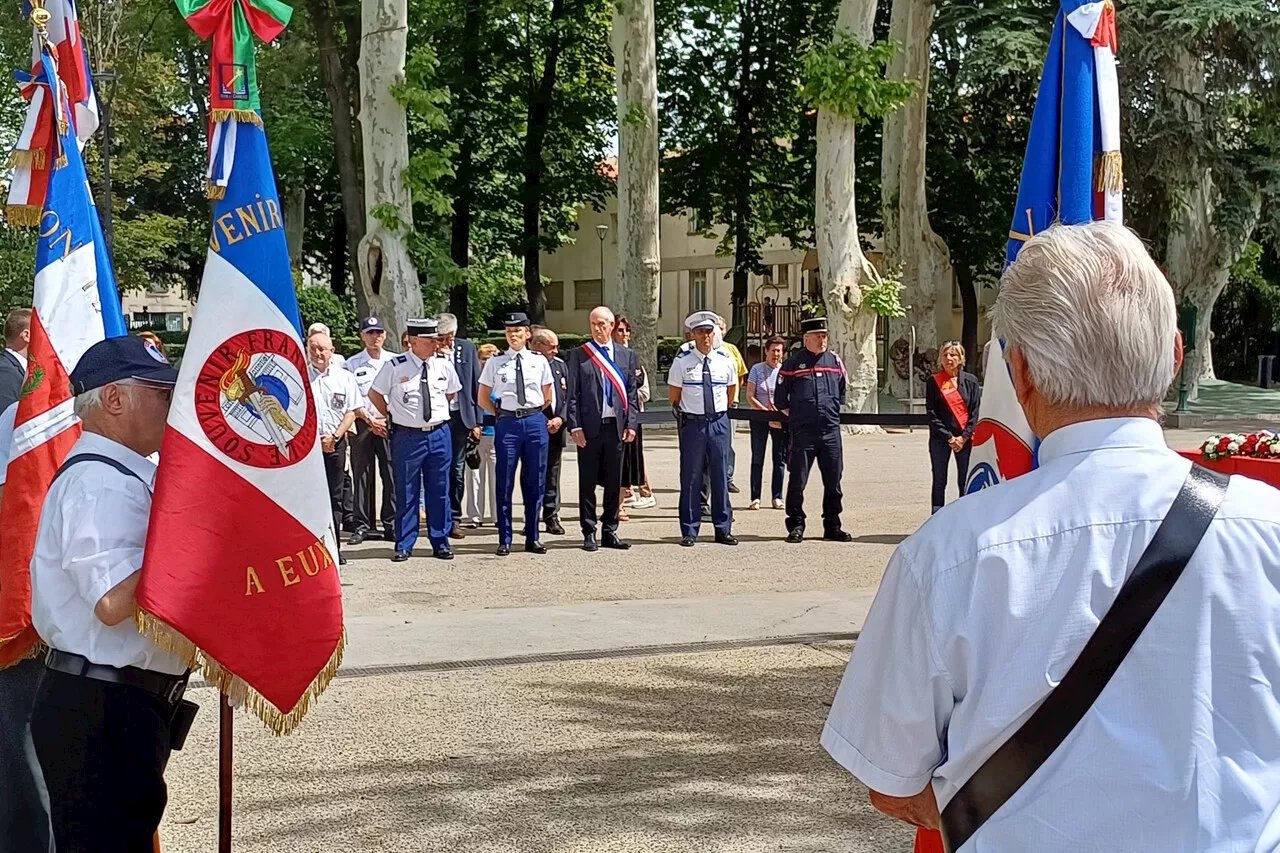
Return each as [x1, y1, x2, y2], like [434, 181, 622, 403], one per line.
[219, 695, 233, 853]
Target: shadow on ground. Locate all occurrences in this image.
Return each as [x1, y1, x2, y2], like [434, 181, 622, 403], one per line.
[167, 646, 911, 852]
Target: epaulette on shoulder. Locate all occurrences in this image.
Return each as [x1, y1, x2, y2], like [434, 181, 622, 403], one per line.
[393, 354, 408, 365]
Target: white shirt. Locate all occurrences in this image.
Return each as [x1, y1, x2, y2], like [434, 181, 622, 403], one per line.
[821, 418, 1280, 852]
[0, 401, 17, 484]
[370, 351, 461, 428]
[588, 340, 618, 418]
[667, 347, 736, 414]
[6, 348, 27, 374]
[479, 348, 552, 411]
[345, 347, 398, 409]
[310, 362, 364, 438]
[30, 432, 186, 675]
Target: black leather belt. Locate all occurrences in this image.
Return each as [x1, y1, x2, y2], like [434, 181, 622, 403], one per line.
[393, 421, 448, 433]
[682, 412, 725, 422]
[601, 417, 617, 424]
[498, 408, 541, 419]
[45, 649, 188, 705]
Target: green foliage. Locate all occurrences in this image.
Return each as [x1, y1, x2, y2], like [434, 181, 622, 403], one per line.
[801, 35, 915, 122]
[110, 213, 188, 293]
[658, 0, 838, 296]
[295, 285, 354, 337]
[422, 253, 528, 324]
[861, 270, 905, 318]
[1213, 241, 1280, 380]
[0, 227, 35, 316]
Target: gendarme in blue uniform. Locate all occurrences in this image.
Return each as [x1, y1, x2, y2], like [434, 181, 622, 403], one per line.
[775, 317, 850, 542]
[479, 312, 554, 555]
[669, 312, 738, 545]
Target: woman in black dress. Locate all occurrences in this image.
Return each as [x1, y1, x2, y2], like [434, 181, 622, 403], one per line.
[924, 341, 981, 513]
[614, 316, 654, 517]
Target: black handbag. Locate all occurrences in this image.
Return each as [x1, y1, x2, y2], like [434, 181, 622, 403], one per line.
[940, 464, 1229, 852]
[464, 435, 481, 470]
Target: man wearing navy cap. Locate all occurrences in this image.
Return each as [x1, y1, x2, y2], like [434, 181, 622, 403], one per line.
[775, 316, 852, 542]
[346, 316, 398, 545]
[28, 335, 193, 851]
[479, 311, 554, 556]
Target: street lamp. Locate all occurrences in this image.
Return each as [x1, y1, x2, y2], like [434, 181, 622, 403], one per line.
[596, 223, 609, 286]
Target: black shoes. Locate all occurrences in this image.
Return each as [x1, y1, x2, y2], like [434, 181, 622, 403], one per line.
[727, 482, 740, 494]
[392, 551, 411, 562]
[823, 529, 853, 543]
[526, 541, 547, 554]
[339, 555, 348, 566]
[496, 544, 511, 557]
[714, 533, 738, 546]
[348, 530, 369, 546]
[786, 528, 804, 544]
[434, 548, 454, 561]
[680, 536, 696, 547]
[546, 518, 566, 536]
[602, 535, 631, 550]
[583, 534, 599, 552]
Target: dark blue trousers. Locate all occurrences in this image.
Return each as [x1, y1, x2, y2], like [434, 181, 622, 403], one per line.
[785, 424, 844, 533]
[0, 658, 52, 853]
[679, 413, 732, 538]
[391, 425, 453, 553]
[495, 413, 549, 546]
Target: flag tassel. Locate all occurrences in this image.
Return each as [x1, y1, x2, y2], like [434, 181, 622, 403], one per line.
[5, 205, 44, 227]
[1096, 150, 1123, 193]
[135, 609, 345, 736]
[211, 109, 263, 128]
[6, 148, 46, 170]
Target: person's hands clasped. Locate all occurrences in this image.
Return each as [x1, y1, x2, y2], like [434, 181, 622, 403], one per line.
[548, 417, 564, 435]
[321, 433, 336, 453]
[949, 435, 965, 453]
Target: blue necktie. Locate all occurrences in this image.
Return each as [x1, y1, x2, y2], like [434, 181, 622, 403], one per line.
[602, 345, 613, 408]
[702, 356, 714, 413]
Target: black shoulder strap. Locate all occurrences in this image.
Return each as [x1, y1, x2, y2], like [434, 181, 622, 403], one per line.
[940, 464, 1229, 852]
[51, 452, 152, 495]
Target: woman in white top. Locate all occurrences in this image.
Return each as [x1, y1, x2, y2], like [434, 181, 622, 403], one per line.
[745, 335, 788, 509]
[613, 316, 654, 516]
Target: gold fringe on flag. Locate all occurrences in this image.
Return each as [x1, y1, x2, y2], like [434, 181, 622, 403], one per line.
[206, 182, 227, 200]
[1096, 150, 1123, 193]
[135, 609, 346, 736]
[6, 205, 43, 227]
[211, 109, 263, 128]
[53, 154, 67, 170]
[57, 119, 67, 136]
[6, 148, 46, 170]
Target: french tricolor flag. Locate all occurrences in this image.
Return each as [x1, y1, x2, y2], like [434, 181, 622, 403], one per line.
[136, 117, 344, 734]
[0, 42, 124, 667]
[965, 0, 1122, 496]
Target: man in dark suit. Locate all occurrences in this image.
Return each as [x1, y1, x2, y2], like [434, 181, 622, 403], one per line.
[437, 313, 484, 539]
[532, 327, 569, 535]
[567, 306, 640, 552]
[0, 308, 31, 413]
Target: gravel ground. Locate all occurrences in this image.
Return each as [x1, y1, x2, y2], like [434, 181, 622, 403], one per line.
[161, 643, 913, 853]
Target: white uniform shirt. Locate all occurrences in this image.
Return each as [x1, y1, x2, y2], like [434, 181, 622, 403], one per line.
[667, 347, 736, 414]
[345, 348, 398, 409]
[310, 362, 363, 438]
[479, 348, 552, 412]
[0, 400, 17, 484]
[370, 350, 461, 428]
[30, 432, 186, 675]
[822, 417, 1280, 851]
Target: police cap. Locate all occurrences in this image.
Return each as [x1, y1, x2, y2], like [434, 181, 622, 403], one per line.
[684, 311, 718, 332]
[406, 318, 439, 338]
[800, 317, 828, 335]
[503, 312, 531, 327]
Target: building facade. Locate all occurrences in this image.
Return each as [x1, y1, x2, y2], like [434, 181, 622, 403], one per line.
[120, 280, 195, 332]
[538, 196, 993, 358]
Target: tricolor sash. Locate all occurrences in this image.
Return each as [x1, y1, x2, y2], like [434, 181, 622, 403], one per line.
[934, 371, 969, 431]
[583, 342, 628, 412]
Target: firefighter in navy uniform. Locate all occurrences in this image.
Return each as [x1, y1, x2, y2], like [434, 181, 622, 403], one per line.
[774, 316, 852, 543]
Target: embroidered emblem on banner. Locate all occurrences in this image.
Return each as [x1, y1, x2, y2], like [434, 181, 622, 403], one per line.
[195, 329, 317, 468]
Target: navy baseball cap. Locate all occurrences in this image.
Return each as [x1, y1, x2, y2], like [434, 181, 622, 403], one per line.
[70, 335, 179, 395]
[360, 316, 386, 333]
[503, 312, 531, 327]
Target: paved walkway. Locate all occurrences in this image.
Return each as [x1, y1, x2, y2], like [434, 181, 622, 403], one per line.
[161, 419, 1276, 851]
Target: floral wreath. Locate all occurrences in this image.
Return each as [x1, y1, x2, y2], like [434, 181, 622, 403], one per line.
[1200, 430, 1280, 462]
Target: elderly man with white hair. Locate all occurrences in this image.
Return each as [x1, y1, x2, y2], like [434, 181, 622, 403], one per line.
[820, 221, 1280, 851]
